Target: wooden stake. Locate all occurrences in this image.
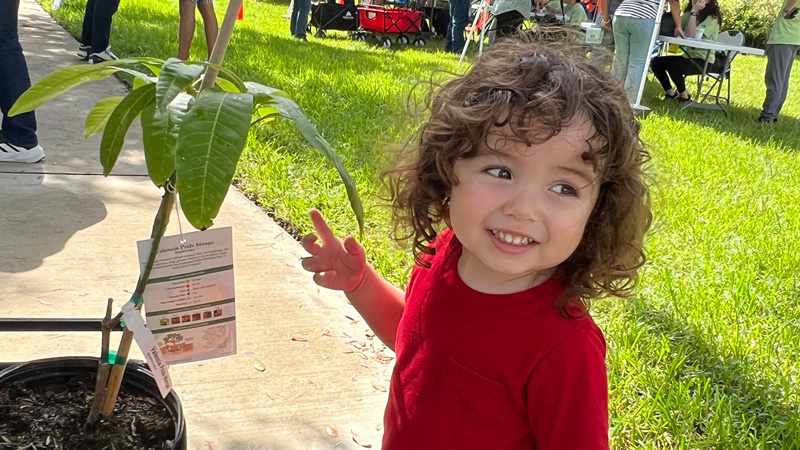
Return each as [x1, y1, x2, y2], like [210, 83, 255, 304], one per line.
[201, 0, 243, 92]
[86, 298, 115, 425]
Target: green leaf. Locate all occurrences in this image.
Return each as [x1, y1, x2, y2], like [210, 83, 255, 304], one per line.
[156, 58, 205, 112]
[176, 90, 254, 230]
[8, 58, 160, 116]
[100, 83, 157, 176]
[214, 76, 240, 93]
[141, 100, 174, 187]
[84, 96, 125, 139]
[271, 96, 364, 236]
[9, 65, 115, 116]
[245, 82, 290, 105]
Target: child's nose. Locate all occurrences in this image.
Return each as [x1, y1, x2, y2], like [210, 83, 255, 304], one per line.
[502, 191, 543, 222]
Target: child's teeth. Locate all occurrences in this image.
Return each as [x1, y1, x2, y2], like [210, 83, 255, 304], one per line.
[493, 230, 531, 246]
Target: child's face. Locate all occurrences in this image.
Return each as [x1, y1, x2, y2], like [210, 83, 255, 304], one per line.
[448, 120, 600, 294]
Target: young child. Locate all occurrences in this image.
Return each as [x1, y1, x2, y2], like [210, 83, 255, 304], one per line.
[177, 0, 218, 60]
[301, 39, 651, 448]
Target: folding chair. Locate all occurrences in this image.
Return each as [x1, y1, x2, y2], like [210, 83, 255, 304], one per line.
[696, 30, 744, 107]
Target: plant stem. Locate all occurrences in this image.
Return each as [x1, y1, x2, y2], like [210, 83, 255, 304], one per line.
[86, 298, 115, 425]
[100, 180, 176, 416]
[200, 0, 243, 92]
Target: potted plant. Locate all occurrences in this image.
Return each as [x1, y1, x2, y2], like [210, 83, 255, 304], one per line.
[0, 1, 363, 448]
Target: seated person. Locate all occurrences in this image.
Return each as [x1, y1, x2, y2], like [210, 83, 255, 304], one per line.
[492, 0, 532, 38]
[650, 0, 723, 101]
[544, 0, 587, 26]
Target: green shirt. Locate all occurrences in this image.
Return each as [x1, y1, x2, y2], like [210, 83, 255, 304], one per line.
[680, 11, 720, 63]
[546, 1, 587, 26]
[768, 0, 800, 45]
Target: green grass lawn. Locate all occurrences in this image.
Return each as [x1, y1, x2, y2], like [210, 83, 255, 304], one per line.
[43, 0, 800, 447]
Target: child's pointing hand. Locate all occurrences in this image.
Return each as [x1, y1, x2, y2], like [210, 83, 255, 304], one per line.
[301, 209, 367, 293]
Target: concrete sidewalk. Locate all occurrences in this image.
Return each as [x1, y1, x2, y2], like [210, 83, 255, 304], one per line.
[0, 1, 392, 448]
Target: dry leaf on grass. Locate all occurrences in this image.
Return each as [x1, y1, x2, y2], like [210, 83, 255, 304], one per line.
[351, 430, 372, 448]
[291, 334, 309, 342]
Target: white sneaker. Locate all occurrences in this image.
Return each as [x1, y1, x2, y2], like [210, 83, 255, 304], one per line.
[0, 142, 45, 163]
[77, 44, 91, 60]
[89, 47, 119, 64]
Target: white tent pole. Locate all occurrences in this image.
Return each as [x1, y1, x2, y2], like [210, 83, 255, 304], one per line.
[632, 0, 668, 108]
[458, 0, 489, 68]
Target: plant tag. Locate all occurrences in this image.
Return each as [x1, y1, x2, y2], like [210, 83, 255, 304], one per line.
[122, 302, 173, 398]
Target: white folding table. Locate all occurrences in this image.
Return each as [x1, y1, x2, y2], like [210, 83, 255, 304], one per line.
[656, 35, 764, 115]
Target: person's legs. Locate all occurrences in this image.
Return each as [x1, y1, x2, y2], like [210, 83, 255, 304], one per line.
[622, 16, 655, 104]
[0, 0, 38, 150]
[291, 0, 311, 38]
[610, 16, 629, 83]
[0, 0, 42, 162]
[197, 0, 218, 58]
[665, 57, 703, 95]
[80, 0, 97, 46]
[649, 55, 675, 92]
[761, 44, 799, 119]
[448, 0, 469, 53]
[178, 0, 197, 60]
[89, 0, 121, 53]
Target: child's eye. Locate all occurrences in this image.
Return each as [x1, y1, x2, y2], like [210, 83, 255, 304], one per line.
[551, 184, 578, 196]
[486, 167, 512, 179]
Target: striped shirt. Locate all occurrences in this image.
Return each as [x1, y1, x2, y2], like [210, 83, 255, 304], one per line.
[614, 0, 660, 19]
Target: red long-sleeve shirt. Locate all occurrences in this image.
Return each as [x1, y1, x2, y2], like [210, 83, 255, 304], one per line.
[383, 230, 609, 449]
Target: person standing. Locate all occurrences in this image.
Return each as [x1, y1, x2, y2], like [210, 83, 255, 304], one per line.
[758, 0, 800, 123]
[178, 0, 219, 60]
[77, 0, 121, 64]
[610, 0, 684, 104]
[0, 0, 44, 163]
[290, 0, 310, 40]
[445, 0, 469, 53]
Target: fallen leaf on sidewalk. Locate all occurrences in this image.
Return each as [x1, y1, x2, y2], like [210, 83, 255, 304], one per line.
[291, 334, 309, 342]
[376, 423, 383, 431]
[372, 384, 387, 393]
[253, 360, 266, 372]
[351, 431, 372, 448]
[326, 426, 339, 437]
[39, 300, 52, 306]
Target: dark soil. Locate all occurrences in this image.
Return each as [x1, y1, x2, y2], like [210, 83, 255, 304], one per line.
[0, 371, 175, 450]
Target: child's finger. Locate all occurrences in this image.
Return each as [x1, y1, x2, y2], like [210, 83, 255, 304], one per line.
[309, 209, 338, 246]
[343, 236, 364, 257]
[300, 256, 332, 273]
[300, 233, 321, 254]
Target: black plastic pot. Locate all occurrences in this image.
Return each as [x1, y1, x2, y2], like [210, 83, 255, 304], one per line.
[0, 356, 187, 450]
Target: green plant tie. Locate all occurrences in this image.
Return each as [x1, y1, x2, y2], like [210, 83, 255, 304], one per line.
[130, 292, 144, 307]
[106, 350, 117, 364]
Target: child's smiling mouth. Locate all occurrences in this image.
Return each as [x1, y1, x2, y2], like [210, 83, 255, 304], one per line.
[489, 229, 537, 246]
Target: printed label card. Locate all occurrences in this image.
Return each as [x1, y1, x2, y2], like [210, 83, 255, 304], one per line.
[137, 227, 237, 364]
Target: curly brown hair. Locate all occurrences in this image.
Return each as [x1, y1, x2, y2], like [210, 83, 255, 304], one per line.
[383, 39, 652, 312]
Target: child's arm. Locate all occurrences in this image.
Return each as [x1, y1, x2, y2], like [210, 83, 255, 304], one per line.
[301, 209, 406, 351]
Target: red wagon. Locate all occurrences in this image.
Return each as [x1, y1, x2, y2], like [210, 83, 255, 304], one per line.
[356, 4, 425, 48]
